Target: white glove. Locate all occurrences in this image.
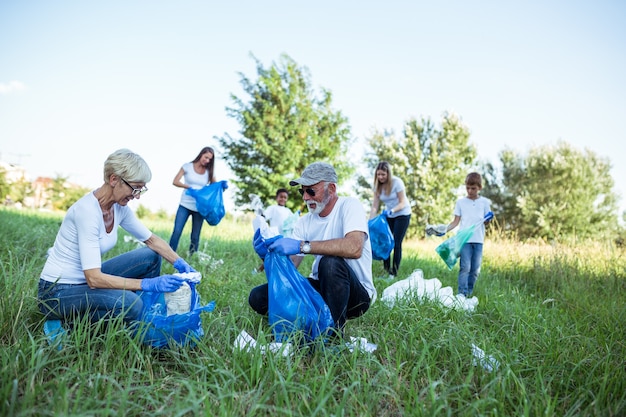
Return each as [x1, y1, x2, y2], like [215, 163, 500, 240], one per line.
[426, 224, 447, 236]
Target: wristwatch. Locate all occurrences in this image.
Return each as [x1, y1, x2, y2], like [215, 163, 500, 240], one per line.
[301, 240, 311, 254]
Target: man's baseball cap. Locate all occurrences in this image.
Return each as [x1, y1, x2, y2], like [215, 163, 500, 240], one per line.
[289, 162, 338, 186]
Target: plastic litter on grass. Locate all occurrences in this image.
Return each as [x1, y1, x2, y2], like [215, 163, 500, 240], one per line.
[233, 330, 377, 356]
[471, 343, 500, 372]
[43, 319, 66, 351]
[381, 269, 479, 312]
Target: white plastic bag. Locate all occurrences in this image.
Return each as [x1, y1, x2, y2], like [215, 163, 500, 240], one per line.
[381, 269, 479, 312]
[250, 193, 279, 238]
[164, 281, 192, 316]
[471, 343, 500, 372]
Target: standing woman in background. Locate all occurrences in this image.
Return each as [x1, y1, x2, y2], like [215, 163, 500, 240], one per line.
[169, 146, 215, 256]
[369, 161, 412, 279]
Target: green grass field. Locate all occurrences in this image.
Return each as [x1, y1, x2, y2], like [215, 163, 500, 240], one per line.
[1, 208, 624, 416]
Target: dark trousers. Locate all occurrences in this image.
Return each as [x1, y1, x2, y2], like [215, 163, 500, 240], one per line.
[248, 256, 371, 330]
[384, 214, 410, 275]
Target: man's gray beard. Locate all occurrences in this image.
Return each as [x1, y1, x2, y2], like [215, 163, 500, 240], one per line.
[306, 188, 331, 215]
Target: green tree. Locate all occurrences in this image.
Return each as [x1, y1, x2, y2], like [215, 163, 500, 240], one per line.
[481, 151, 525, 237]
[48, 175, 90, 212]
[358, 113, 477, 236]
[8, 177, 32, 205]
[481, 141, 619, 240]
[217, 54, 354, 212]
[0, 167, 10, 203]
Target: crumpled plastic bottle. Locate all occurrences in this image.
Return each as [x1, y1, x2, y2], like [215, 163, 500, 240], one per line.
[425, 224, 447, 236]
[249, 193, 265, 216]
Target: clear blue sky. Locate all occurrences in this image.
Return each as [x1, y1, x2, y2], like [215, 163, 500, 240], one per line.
[1, 1, 625, 216]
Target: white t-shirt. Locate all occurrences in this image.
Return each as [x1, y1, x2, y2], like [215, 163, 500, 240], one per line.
[178, 161, 210, 211]
[263, 205, 293, 234]
[379, 177, 412, 217]
[40, 191, 152, 284]
[453, 196, 492, 243]
[292, 197, 376, 300]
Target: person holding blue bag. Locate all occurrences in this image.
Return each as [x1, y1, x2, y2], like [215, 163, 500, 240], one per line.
[249, 162, 376, 341]
[38, 149, 197, 343]
[368, 161, 411, 279]
[169, 146, 216, 255]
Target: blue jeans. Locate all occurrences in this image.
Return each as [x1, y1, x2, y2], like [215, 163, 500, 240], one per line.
[169, 205, 204, 255]
[248, 256, 371, 331]
[384, 214, 411, 275]
[458, 243, 483, 297]
[38, 247, 162, 323]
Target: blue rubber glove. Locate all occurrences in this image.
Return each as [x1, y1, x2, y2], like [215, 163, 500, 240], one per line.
[253, 229, 268, 259]
[173, 258, 196, 273]
[268, 237, 301, 256]
[141, 275, 185, 292]
[384, 209, 393, 217]
[484, 211, 494, 223]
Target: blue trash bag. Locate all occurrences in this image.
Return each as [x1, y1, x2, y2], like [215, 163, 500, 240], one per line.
[135, 282, 215, 348]
[263, 237, 335, 343]
[368, 214, 394, 261]
[186, 180, 228, 226]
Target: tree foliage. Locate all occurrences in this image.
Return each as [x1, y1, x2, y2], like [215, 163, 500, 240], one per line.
[481, 141, 619, 240]
[0, 167, 10, 203]
[216, 54, 354, 212]
[48, 175, 90, 212]
[8, 177, 32, 205]
[358, 113, 477, 236]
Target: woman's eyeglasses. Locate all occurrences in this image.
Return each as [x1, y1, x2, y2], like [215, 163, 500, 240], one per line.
[121, 178, 148, 196]
[298, 187, 316, 197]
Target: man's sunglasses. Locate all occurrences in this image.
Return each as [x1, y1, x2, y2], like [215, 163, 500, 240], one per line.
[298, 187, 316, 197]
[121, 177, 148, 197]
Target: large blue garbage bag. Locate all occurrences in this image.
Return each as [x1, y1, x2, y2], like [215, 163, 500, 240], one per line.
[186, 180, 228, 226]
[368, 214, 394, 261]
[263, 239, 335, 342]
[135, 282, 215, 348]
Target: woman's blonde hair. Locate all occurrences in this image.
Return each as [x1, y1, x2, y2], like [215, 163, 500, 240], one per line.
[103, 149, 152, 183]
[373, 161, 393, 196]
